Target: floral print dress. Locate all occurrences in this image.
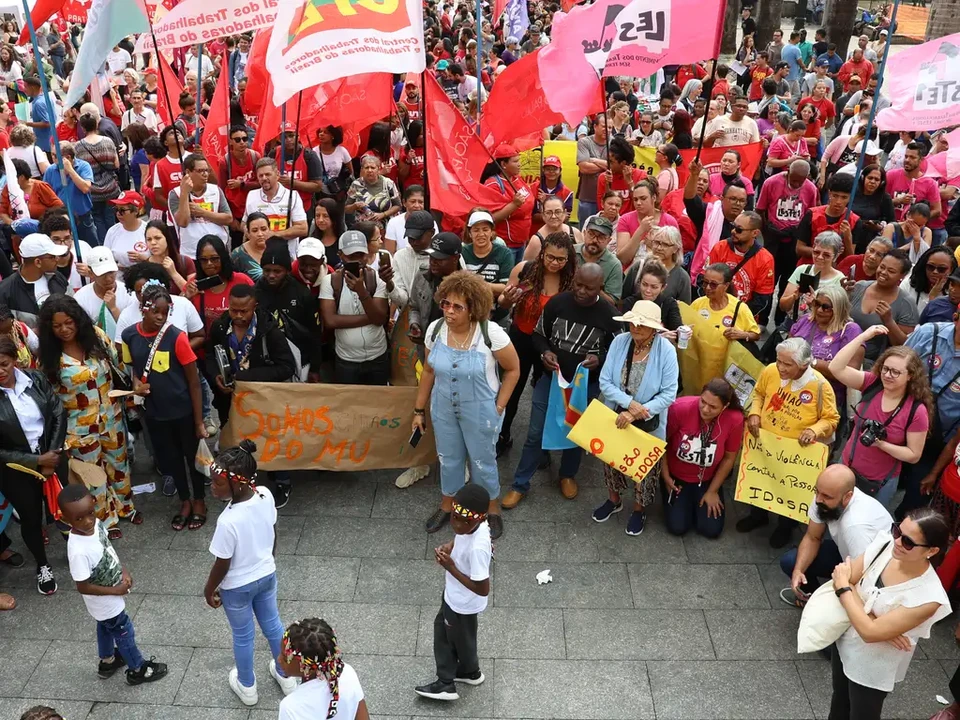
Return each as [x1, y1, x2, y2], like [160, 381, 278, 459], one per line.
[56, 328, 134, 527]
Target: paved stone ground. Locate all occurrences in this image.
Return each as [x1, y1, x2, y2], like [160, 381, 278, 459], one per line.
[1, 398, 959, 720]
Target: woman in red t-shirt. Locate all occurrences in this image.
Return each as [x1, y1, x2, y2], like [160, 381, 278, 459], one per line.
[662, 378, 744, 538]
[183, 235, 254, 334]
[797, 101, 822, 158]
[596, 136, 647, 215]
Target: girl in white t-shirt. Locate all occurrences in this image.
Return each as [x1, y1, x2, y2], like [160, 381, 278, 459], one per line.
[278, 617, 369, 720]
[204, 440, 297, 706]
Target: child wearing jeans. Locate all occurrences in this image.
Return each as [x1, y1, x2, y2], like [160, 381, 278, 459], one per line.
[415, 484, 492, 701]
[59, 484, 167, 685]
[203, 440, 296, 705]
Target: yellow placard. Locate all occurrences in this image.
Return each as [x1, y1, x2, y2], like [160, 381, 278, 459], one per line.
[734, 427, 829, 523]
[723, 342, 765, 409]
[677, 301, 702, 396]
[567, 400, 666, 483]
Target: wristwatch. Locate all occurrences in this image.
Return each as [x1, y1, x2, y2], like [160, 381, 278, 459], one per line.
[835, 586, 853, 598]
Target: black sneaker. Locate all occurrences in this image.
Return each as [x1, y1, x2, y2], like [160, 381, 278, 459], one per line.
[415, 679, 459, 700]
[98, 655, 127, 679]
[488, 514, 503, 540]
[126, 658, 168, 685]
[495, 435, 513, 458]
[454, 670, 484, 686]
[36, 565, 57, 595]
[274, 484, 291, 509]
[625, 510, 646, 537]
[735, 513, 769, 533]
[425, 508, 450, 534]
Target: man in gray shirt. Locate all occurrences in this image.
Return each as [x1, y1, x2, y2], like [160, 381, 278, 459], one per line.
[575, 113, 609, 224]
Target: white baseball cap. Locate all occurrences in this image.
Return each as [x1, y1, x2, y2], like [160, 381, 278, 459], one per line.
[297, 237, 325, 260]
[19, 233, 68, 259]
[86, 246, 119, 276]
[467, 210, 495, 228]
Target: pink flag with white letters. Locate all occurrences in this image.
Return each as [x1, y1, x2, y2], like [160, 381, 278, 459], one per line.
[540, 0, 725, 82]
[876, 32, 960, 132]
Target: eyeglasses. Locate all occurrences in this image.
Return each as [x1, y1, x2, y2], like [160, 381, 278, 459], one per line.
[198, 256, 221, 265]
[812, 250, 834, 259]
[116, 206, 136, 215]
[701, 280, 723, 289]
[231, 135, 248, 142]
[891, 522, 930, 550]
[652, 240, 675, 249]
[192, 168, 210, 175]
[812, 300, 834, 311]
[543, 209, 564, 217]
[640, 120, 652, 125]
[440, 299, 467, 313]
[543, 253, 568, 265]
[879, 365, 903, 379]
[731, 226, 748, 234]
[727, 197, 748, 206]
[928, 264, 951, 273]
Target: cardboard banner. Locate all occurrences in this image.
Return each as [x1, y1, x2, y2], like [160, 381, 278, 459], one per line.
[723, 341, 765, 409]
[140, 0, 279, 51]
[390, 307, 423, 387]
[734, 427, 828, 523]
[220, 381, 437, 471]
[567, 400, 666, 483]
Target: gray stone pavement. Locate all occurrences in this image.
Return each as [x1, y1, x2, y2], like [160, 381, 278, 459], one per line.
[1, 396, 958, 720]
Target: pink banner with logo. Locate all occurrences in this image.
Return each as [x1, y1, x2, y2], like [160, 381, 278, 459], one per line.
[876, 32, 960, 132]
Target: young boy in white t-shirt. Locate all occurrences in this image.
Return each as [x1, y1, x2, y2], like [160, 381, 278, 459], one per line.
[60, 485, 168, 685]
[415, 484, 492, 701]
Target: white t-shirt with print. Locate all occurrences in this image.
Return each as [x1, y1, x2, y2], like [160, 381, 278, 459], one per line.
[314, 145, 353, 179]
[209, 486, 277, 590]
[444, 520, 492, 615]
[103, 220, 148, 268]
[74, 282, 135, 339]
[243, 186, 307, 259]
[67, 519, 126, 621]
[113, 294, 204, 342]
[425, 320, 510, 393]
[105, 48, 131, 75]
[319, 272, 389, 362]
[279, 664, 364, 720]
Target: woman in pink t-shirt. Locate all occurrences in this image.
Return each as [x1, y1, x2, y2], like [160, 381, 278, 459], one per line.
[662, 378, 744, 538]
[613, 178, 679, 270]
[765, 120, 810, 176]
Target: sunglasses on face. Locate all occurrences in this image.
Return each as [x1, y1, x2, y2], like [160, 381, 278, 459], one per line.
[812, 300, 833, 311]
[440, 299, 467, 313]
[231, 135, 247, 142]
[701, 280, 723, 289]
[731, 226, 749, 234]
[198, 256, 221, 265]
[928, 264, 951, 273]
[891, 522, 930, 550]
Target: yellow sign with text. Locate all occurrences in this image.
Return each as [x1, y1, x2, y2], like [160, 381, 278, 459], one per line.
[723, 342, 765, 409]
[734, 427, 829, 523]
[567, 400, 666, 483]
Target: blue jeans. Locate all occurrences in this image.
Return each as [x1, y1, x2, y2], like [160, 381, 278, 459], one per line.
[90, 201, 116, 245]
[199, 374, 213, 420]
[932, 228, 948, 247]
[779, 537, 842, 595]
[511, 373, 597, 494]
[576, 201, 597, 226]
[664, 483, 725, 538]
[75, 212, 98, 248]
[219, 571, 286, 688]
[96, 610, 144, 670]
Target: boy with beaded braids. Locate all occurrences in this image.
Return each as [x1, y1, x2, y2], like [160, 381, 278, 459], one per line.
[278, 618, 369, 720]
[415, 484, 492, 701]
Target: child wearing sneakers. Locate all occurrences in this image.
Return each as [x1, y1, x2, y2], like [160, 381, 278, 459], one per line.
[278, 617, 369, 719]
[415, 484, 492, 701]
[59, 484, 167, 685]
[203, 440, 296, 705]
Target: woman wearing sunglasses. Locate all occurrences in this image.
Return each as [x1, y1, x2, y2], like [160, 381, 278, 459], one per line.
[899, 246, 957, 315]
[829, 326, 932, 508]
[828, 509, 951, 720]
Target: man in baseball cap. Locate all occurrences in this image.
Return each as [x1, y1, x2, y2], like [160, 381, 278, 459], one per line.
[0, 234, 70, 327]
[291, 237, 326, 297]
[537, 156, 574, 221]
[577, 216, 621, 303]
[74, 246, 135, 334]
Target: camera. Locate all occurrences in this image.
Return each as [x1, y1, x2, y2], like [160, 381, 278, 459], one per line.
[858, 418, 887, 447]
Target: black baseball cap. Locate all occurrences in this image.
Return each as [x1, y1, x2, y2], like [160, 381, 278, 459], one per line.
[426, 232, 462, 260]
[405, 210, 435, 238]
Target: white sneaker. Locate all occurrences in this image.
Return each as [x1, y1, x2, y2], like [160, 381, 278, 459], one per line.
[228, 667, 259, 706]
[269, 658, 298, 695]
[395, 465, 430, 488]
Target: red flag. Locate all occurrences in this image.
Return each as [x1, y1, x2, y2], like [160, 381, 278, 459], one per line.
[19, 0, 66, 44]
[154, 53, 185, 127]
[678, 143, 764, 185]
[244, 29, 271, 116]
[492, 0, 509, 21]
[422, 74, 507, 217]
[252, 84, 324, 155]
[59, 0, 89, 23]
[200, 58, 231, 163]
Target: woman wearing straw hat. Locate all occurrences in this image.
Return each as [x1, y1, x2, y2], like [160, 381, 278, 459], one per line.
[592, 300, 679, 536]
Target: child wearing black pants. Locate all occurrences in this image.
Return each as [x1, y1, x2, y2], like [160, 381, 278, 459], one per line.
[415, 485, 492, 701]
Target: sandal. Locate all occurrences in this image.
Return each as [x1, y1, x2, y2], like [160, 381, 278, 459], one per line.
[127, 511, 144, 525]
[187, 513, 206, 531]
[108, 527, 123, 540]
[170, 514, 188, 532]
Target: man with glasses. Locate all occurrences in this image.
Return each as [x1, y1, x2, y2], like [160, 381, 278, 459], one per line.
[705, 210, 775, 321]
[777, 464, 890, 607]
[217, 125, 260, 248]
[168, 153, 232, 260]
[576, 216, 622, 304]
[120, 91, 158, 133]
[686, 158, 751, 279]
[703, 96, 759, 148]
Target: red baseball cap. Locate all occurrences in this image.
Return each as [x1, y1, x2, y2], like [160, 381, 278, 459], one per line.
[281, 122, 298, 133]
[543, 155, 561, 168]
[108, 191, 144, 209]
[494, 142, 519, 159]
[142, 67, 158, 77]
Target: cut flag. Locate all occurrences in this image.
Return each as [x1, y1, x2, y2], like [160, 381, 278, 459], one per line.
[924, 127, 960, 183]
[678, 142, 763, 183]
[503, 0, 529, 41]
[65, 0, 151, 107]
[19, 0, 65, 44]
[422, 73, 508, 218]
[876, 32, 960, 132]
[541, 0, 725, 80]
[200, 58, 231, 166]
[243, 29, 271, 117]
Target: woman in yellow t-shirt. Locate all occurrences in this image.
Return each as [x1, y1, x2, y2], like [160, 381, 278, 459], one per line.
[690, 263, 761, 386]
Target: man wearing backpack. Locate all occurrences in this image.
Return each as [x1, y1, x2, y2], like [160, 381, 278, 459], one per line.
[319, 230, 390, 385]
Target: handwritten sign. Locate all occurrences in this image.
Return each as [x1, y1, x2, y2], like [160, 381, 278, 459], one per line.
[220, 381, 437, 471]
[734, 427, 828, 523]
[724, 342, 765, 408]
[567, 400, 666, 483]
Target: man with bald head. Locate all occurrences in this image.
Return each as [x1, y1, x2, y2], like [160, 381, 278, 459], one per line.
[778, 464, 892, 607]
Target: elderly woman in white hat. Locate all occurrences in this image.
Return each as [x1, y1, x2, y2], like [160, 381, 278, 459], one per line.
[593, 300, 679, 536]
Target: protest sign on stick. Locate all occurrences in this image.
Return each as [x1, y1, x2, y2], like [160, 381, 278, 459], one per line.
[568, 400, 666, 484]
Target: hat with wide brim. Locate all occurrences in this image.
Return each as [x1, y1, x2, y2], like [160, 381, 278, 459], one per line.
[613, 300, 664, 330]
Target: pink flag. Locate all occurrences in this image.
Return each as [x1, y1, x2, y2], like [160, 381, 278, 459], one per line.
[876, 32, 960, 132]
[541, 0, 725, 79]
[923, 127, 960, 183]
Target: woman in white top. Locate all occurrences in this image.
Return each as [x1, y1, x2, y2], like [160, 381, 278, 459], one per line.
[7, 125, 49, 179]
[829, 508, 951, 720]
[0, 44, 22, 102]
[279, 617, 369, 720]
[899, 246, 955, 315]
[314, 125, 353, 200]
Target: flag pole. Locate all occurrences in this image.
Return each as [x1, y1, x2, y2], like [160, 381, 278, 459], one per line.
[845, 0, 900, 219]
[421, 70, 430, 208]
[475, 0, 483, 137]
[194, 43, 204, 146]
[694, 59, 719, 162]
[600, 77, 610, 169]
[286, 91, 302, 226]
[20, 0, 82, 276]
[224, 48, 232, 179]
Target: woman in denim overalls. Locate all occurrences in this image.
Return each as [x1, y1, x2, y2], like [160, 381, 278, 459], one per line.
[412, 272, 520, 540]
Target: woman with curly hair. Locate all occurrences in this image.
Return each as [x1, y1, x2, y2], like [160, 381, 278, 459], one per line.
[496, 231, 577, 456]
[899, 245, 956, 314]
[279, 618, 369, 719]
[37, 295, 137, 537]
[413, 271, 521, 539]
[828, 326, 932, 508]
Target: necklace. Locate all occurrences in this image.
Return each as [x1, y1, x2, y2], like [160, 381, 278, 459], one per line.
[449, 323, 474, 349]
[633, 337, 654, 355]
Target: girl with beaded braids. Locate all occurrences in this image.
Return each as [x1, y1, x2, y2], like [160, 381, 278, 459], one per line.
[204, 439, 297, 705]
[278, 617, 369, 720]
